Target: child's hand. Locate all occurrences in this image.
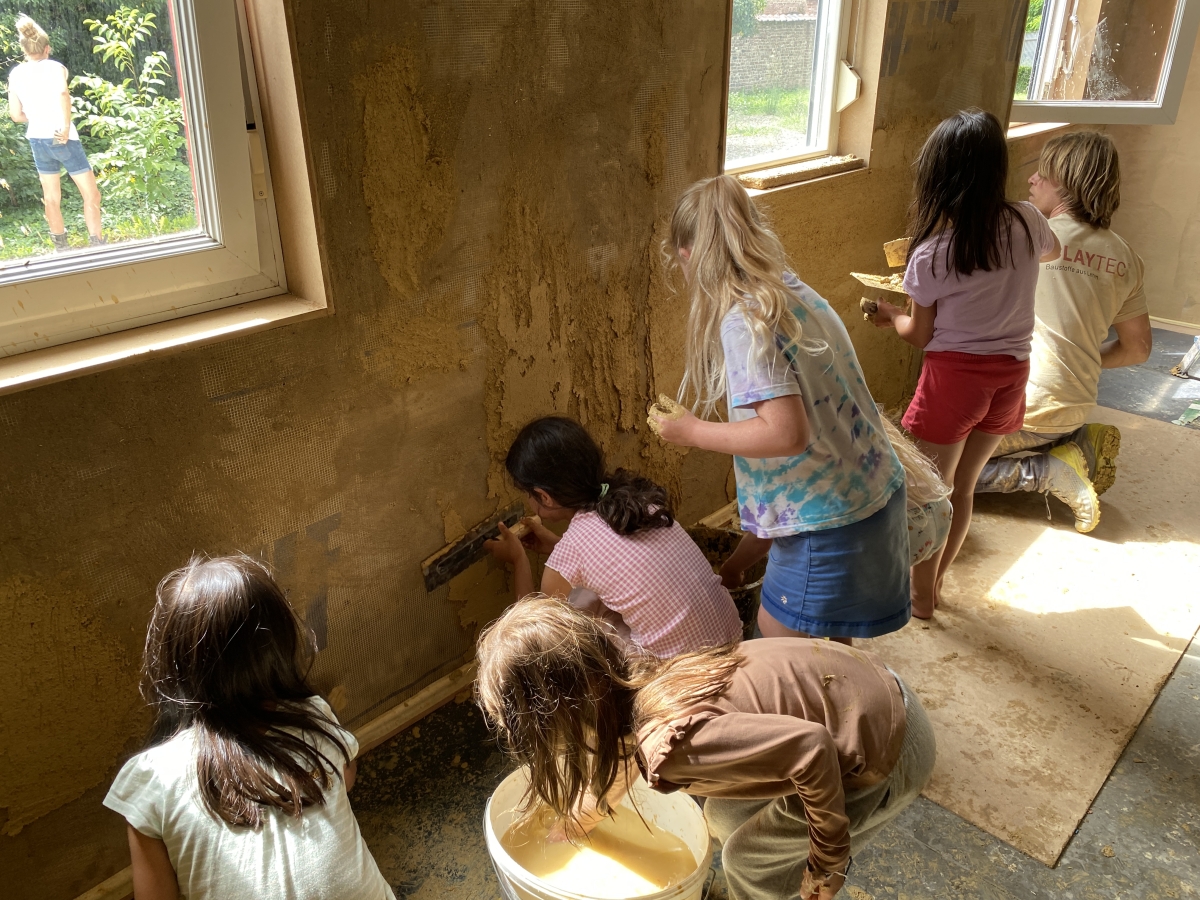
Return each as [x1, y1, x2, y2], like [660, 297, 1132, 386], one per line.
[800, 864, 846, 899]
[546, 805, 608, 843]
[871, 297, 905, 329]
[718, 561, 746, 590]
[484, 522, 526, 566]
[518, 516, 559, 555]
[651, 407, 698, 446]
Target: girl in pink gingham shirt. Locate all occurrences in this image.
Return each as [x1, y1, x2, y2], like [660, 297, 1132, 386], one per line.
[485, 416, 742, 657]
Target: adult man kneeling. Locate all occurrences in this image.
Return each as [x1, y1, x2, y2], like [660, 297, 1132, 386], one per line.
[975, 131, 1152, 533]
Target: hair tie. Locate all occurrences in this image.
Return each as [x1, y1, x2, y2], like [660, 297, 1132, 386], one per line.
[598, 483, 609, 498]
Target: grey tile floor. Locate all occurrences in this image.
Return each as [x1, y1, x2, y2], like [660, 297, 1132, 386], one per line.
[1096, 327, 1200, 425]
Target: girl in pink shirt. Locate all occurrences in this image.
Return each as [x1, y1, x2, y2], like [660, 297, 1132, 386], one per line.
[485, 416, 743, 657]
[871, 109, 1060, 617]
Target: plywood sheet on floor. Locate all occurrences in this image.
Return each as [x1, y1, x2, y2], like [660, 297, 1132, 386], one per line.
[863, 407, 1200, 865]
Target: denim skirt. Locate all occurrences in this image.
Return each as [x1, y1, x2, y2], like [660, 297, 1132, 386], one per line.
[759, 485, 911, 639]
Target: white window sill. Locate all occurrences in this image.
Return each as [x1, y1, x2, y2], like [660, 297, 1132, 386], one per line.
[0, 293, 328, 397]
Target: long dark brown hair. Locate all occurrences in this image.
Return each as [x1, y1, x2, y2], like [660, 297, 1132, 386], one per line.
[506, 416, 673, 534]
[909, 108, 1034, 277]
[141, 554, 349, 828]
[475, 596, 741, 828]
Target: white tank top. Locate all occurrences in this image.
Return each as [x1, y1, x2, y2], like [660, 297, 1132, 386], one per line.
[7, 59, 80, 141]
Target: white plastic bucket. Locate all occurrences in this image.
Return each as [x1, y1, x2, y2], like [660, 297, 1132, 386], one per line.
[484, 768, 713, 900]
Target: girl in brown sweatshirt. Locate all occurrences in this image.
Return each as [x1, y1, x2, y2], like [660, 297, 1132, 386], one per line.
[476, 596, 936, 900]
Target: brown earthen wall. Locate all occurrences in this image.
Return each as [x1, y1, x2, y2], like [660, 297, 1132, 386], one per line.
[0, 2, 1028, 897]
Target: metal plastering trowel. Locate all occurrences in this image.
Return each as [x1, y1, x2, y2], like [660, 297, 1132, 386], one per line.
[420, 501, 537, 592]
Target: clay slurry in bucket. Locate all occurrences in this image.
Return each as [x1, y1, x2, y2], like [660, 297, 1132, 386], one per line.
[500, 806, 696, 898]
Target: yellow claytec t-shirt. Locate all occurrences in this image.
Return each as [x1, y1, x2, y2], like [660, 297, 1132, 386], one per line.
[1024, 215, 1148, 433]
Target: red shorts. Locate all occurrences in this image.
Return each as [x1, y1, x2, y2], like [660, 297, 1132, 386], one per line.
[902, 351, 1030, 445]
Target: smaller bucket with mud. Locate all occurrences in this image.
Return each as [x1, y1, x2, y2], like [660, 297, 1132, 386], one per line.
[686, 525, 766, 641]
[484, 768, 712, 900]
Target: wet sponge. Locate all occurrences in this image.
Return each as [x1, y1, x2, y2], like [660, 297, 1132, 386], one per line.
[647, 394, 685, 436]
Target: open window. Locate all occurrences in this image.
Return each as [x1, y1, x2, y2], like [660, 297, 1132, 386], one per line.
[1013, 0, 1200, 124]
[0, 0, 319, 382]
[722, 0, 857, 174]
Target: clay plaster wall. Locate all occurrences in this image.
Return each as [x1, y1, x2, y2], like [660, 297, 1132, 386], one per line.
[0, 1, 1028, 897]
[1107, 25, 1200, 325]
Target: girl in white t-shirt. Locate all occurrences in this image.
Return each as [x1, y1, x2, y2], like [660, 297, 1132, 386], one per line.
[103, 555, 394, 900]
[484, 415, 743, 657]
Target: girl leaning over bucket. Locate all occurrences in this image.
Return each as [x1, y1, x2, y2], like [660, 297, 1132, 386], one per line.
[651, 174, 909, 644]
[476, 596, 936, 900]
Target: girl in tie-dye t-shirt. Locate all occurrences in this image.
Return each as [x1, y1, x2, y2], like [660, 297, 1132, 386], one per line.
[651, 175, 910, 642]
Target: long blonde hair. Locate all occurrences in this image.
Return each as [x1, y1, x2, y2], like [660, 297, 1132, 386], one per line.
[15, 15, 50, 59]
[881, 416, 950, 508]
[664, 175, 811, 418]
[475, 596, 741, 827]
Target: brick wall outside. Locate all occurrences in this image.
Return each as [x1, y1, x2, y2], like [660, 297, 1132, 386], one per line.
[729, 17, 817, 93]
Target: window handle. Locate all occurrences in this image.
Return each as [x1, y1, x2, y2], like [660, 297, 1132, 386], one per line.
[835, 60, 861, 113]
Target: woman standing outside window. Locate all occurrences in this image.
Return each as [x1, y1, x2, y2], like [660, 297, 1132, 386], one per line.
[7, 15, 104, 252]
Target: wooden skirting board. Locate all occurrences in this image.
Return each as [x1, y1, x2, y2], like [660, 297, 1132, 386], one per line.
[1149, 315, 1200, 335]
[73, 660, 479, 900]
[354, 660, 478, 755]
[74, 869, 135, 900]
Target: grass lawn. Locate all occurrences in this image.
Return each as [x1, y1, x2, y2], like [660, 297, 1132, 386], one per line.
[0, 192, 198, 262]
[727, 86, 811, 133]
[725, 86, 812, 168]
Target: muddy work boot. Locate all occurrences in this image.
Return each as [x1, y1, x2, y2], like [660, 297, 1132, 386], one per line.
[88, 234, 107, 247]
[51, 231, 70, 253]
[1072, 423, 1121, 495]
[1046, 443, 1100, 533]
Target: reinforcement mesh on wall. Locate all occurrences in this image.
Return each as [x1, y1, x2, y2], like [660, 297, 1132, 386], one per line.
[253, 0, 726, 729]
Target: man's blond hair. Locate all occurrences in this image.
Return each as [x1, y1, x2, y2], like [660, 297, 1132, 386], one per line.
[1039, 131, 1121, 229]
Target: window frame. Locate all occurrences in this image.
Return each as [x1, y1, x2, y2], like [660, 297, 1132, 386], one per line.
[1012, 0, 1200, 125]
[722, 0, 854, 176]
[0, 0, 329, 395]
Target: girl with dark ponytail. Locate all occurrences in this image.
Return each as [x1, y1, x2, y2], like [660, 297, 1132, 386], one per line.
[485, 416, 742, 658]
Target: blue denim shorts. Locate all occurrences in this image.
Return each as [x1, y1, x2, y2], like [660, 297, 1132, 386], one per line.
[27, 138, 93, 176]
[759, 485, 911, 639]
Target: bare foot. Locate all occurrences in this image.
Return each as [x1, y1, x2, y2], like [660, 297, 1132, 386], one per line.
[911, 592, 935, 620]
